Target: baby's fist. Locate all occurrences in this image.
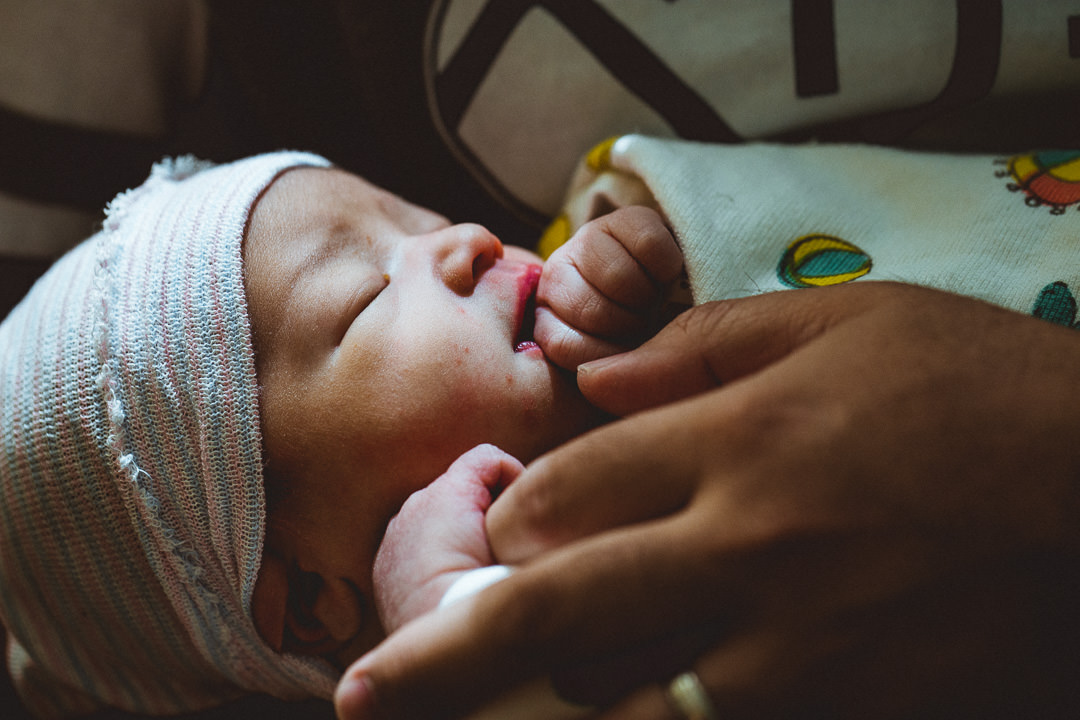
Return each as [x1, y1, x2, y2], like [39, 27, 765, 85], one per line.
[372, 445, 523, 633]
[536, 206, 683, 370]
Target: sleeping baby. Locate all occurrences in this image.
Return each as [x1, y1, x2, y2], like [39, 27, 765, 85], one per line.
[0, 151, 682, 718]
[7, 134, 1065, 718]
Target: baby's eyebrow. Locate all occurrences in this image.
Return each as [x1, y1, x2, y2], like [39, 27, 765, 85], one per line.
[287, 221, 357, 286]
[268, 226, 361, 344]
[252, 228, 344, 334]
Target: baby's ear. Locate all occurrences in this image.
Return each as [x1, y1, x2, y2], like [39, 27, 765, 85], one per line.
[251, 551, 289, 652]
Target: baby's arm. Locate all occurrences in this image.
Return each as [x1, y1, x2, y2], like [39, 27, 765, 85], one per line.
[372, 444, 522, 634]
[536, 206, 684, 371]
[372, 445, 592, 720]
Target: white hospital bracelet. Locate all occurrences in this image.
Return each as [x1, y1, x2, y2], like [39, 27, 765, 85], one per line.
[438, 565, 514, 609]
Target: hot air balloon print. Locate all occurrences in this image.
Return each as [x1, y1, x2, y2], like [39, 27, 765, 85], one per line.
[777, 234, 872, 288]
[997, 151, 1080, 214]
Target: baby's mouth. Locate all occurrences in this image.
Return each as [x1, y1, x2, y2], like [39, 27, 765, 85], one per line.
[513, 265, 541, 353]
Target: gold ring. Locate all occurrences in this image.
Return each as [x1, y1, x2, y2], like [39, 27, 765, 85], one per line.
[665, 671, 718, 720]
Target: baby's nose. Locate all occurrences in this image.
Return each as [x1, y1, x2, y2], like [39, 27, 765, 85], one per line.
[434, 223, 504, 294]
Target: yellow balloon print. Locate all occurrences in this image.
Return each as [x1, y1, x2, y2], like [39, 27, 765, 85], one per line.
[778, 234, 871, 288]
[584, 136, 620, 172]
[537, 213, 571, 260]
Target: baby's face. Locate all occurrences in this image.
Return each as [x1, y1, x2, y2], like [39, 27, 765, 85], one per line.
[243, 167, 597, 666]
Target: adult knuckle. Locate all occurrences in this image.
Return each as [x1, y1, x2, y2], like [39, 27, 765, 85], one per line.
[482, 578, 564, 652]
[669, 301, 735, 345]
[508, 461, 565, 534]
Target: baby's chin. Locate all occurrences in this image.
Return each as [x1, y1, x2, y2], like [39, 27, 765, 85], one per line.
[515, 370, 609, 463]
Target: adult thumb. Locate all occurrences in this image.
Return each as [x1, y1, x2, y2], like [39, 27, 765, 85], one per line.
[577, 292, 830, 416]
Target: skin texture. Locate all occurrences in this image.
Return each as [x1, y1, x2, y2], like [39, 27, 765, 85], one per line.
[364, 205, 687, 645]
[242, 167, 600, 668]
[372, 444, 523, 635]
[536, 206, 684, 370]
[334, 282, 1080, 720]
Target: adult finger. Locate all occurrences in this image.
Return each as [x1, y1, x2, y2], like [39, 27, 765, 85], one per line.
[593, 564, 1080, 720]
[550, 621, 728, 708]
[486, 388, 732, 563]
[338, 394, 766, 719]
[578, 287, 855, 416]
[591, 641, 759, 720]
[337, 507, 738, 720]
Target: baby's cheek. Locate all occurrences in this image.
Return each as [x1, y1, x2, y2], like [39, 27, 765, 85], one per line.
[450, 373, 552, 461]
[411, 367, 506, 451]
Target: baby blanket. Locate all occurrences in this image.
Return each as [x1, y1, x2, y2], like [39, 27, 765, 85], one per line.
[543, 135, 1080, 328]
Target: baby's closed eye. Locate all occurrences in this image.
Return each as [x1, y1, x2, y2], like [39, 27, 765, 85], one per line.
[335, 271, 391, 344]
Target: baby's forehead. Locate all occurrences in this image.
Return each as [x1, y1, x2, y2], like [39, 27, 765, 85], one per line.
[244, 168, 367, 291]
[241, 168, 383, 370]
[248, 167, 338, 238]
[252, 166, 381, 223]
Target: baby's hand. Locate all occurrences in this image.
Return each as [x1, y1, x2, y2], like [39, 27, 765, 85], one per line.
[536, 206, 683, 370]
[372, 444, 524, 634]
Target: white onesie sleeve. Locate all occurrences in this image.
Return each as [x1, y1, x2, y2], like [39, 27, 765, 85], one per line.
[438, 565, 514, 609]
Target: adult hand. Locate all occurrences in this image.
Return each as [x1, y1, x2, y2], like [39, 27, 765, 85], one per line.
[535, 206, 683, 370]
[335, 282, 1080, 720]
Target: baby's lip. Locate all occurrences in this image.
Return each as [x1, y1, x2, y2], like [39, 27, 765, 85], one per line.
[512, 264, 542, 352]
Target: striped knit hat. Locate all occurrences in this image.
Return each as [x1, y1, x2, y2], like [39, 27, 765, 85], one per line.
[0, 152, 340, 717]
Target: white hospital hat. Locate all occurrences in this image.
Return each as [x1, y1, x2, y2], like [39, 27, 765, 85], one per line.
[0, 152, 340, 717]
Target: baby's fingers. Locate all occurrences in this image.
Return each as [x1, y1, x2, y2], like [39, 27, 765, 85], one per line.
[587, 207, 683, 292]
[538, 253, 649, 339]
[374, 445, 523, 630]
[559, 211, 670, 311]
[538, 207, 682, 341]
[534, 306, 631, 370]
[438, 443, 526, 501]
[394, 444, 524, 522]
[337, 512, 726, 720]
